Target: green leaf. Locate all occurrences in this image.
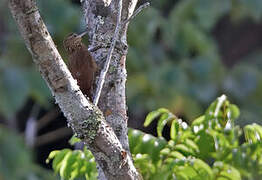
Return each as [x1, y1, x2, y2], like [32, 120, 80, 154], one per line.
[229, 104, 240, 120]
[129, 128, 166, 162]
[157, 112, 176, 137]
[52, 149, 71, 173]
[252, 124, 262, 138]
[195, 130, 215, 159]
[169, 151, 186, 159]
[213, 161, 241, 180]
[128, 129, 143, 153]
[192, 159, 214, 180]
[244, 123, 262, 143]
[170, 119, 180, 140]
[144, 110, 161, 127]
[157, 112, 169, 137]
[205, 94, 227, 119]
[144, 108, 169, 127]
[180, 129, 194, 141]
[160, 148, 171, 157]
[133, 154, 156, 178]
[184, 139, 200, 154]
[192, 115, 206, 126]
[47, 147, 97, 180]
[46, 150, 60, 164]
[59, 151, 73, 179]
[69, 135, 81, 146]
[174, 144, 194, 156]
[214, 95, 227, 118]
[175, 166, 200, 180]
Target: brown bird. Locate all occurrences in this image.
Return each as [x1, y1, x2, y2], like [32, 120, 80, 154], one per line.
[63, 31, 98, 99]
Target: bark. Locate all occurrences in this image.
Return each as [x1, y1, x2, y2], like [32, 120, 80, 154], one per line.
[8, 0, 141, 179]
[84, 0, 136, 150]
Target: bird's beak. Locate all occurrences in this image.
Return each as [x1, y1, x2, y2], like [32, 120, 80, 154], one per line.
[78, 30, 88, 37]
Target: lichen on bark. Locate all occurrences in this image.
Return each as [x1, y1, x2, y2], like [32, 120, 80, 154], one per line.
[72, 108, 103, 141]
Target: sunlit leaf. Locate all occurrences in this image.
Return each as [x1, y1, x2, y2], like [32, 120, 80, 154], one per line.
[213, 161, 241, 180]
[192, 159, 214, 180]
[170, 120, 179, 140]
[69, 135, 81, 146]
[184, 139, 199, 154]
[229, 104, 240, 120]
[157, 112, 169, 137]
[174, 144, 194, 156]
[52, 149, 71, 173]
[144, 108, 169, 127]
[244, 124, 262, 143]
[59, 151, 73, 179]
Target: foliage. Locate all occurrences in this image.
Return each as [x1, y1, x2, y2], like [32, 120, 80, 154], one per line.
[48, 95, 262, 179]
[0, 125, 57, 180]
[132, 95, 262, 179]
[46, 136, 98, 180]
[127, 0, 262, 124]
[46, 148, 97, 180]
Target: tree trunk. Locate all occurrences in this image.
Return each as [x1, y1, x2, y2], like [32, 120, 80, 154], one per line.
[83, 0, 137, 157]
[9, 0, 141, 179]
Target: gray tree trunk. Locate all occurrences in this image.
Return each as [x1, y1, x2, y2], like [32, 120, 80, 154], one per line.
[9, 0, 141, 179]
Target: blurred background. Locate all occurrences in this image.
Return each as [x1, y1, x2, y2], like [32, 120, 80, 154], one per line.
[0, 0, 262, 179]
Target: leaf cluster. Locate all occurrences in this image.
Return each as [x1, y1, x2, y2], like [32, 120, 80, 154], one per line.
[46, 137, 97, 180]
[47, 95, 262, 179]
[131, 95, 262, 179]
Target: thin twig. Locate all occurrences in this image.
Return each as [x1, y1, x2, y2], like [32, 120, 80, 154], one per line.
[122, 2, 150, 25]
[88, 45, 104, 52]
[93, 0, 123, 106]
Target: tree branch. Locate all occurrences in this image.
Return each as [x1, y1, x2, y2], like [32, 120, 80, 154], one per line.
[93, 1, 150, 106]
[122, 2, 150, 25]
[93, 0, 123, 106]
[9, 0, 140, 179]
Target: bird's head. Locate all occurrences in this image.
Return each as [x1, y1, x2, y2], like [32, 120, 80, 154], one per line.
[63, 31, 88, 53]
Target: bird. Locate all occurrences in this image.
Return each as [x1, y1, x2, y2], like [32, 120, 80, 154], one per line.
[63, 31, 98, 99]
